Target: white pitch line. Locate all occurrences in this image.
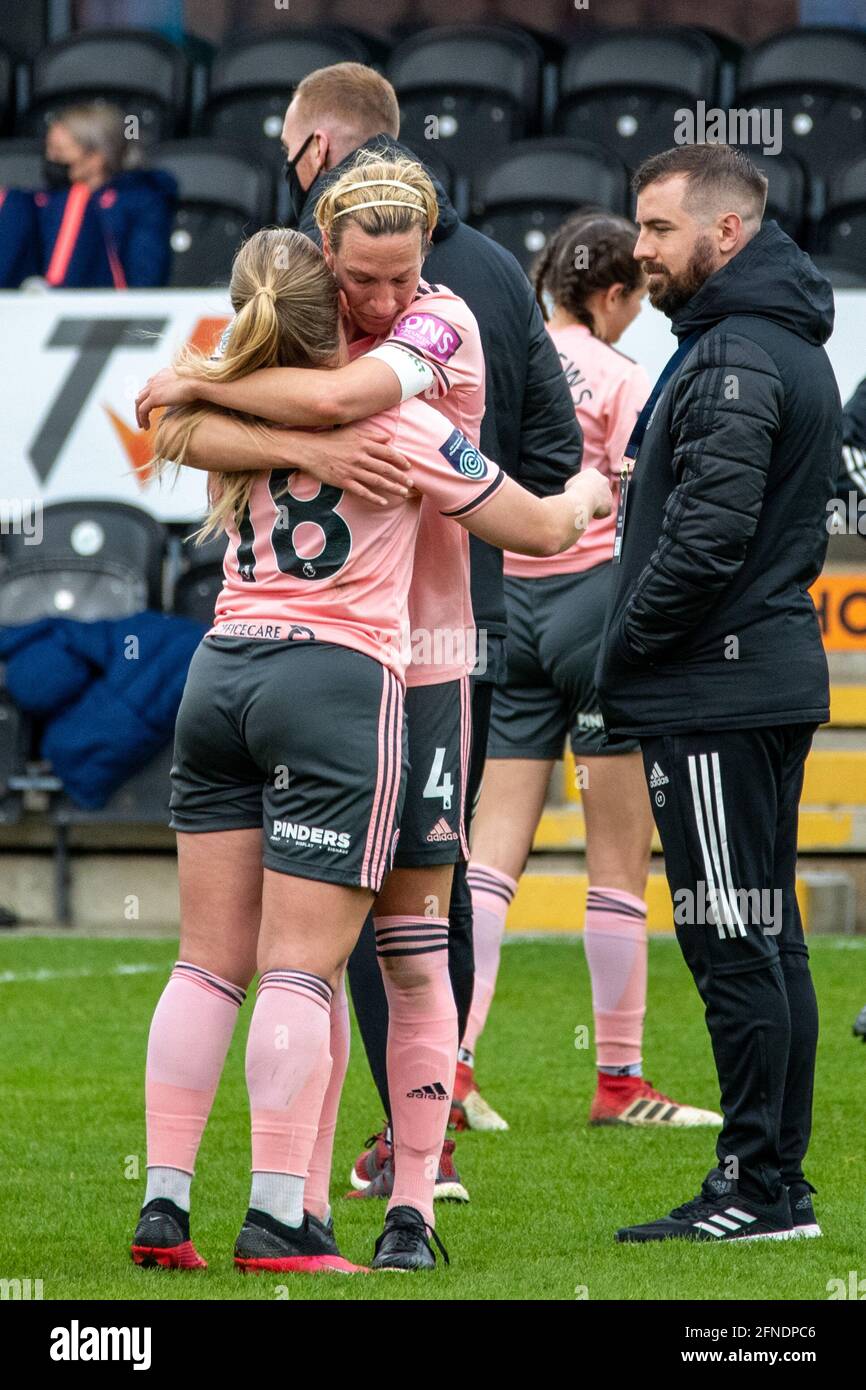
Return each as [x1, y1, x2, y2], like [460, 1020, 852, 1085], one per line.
[0, 963, 164, 985]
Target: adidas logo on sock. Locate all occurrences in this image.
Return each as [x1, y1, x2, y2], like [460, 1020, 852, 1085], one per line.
[427, 817, 458, 843]
[649, 762, 669, 788]
[407, 1082, 449, 1100]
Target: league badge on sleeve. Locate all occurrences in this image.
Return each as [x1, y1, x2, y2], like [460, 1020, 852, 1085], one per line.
[438, 428, 488, 479]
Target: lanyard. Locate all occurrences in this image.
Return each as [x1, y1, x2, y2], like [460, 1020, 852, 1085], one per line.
[612, 330, 703, 564]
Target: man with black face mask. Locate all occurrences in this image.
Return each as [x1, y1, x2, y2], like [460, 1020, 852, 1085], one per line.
[596, 143, 841, 1244]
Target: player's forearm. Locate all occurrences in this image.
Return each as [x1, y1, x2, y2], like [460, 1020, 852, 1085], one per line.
[461, 478, 588, 556]
[180, 413, 298, 472]
[195, 368, 342, 427]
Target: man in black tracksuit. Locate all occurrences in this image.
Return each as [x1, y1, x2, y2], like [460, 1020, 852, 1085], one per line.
[595, 145, 841, 1242]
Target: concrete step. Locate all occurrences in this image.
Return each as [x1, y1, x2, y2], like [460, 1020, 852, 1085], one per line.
[507, 868, 855, 936]
[0, 852, 857, 935]
[562, 748, 866, 807]
[536, 805, 866, 854]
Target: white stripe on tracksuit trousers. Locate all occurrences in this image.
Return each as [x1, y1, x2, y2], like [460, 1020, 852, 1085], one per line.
[686, 751, 747, 939]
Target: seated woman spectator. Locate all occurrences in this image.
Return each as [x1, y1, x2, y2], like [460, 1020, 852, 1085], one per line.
[0, 186, 39, 287]
[35, 101, 176, 287]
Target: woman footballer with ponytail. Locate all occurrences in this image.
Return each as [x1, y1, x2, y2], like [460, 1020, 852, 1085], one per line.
[129, 222, 611, 1276]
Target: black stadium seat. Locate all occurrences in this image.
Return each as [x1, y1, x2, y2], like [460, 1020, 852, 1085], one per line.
[151, 139, 275, 287]
[0, 45, 12, 135]
[0, 501, 165, 624]
[0, 682, 27, 828]
[19, 28, 189, 142]
[390, 26, 543, 182]
[819, 154, 866, 277]
[0, 137, 43, 188]
[737, 27, 866, 182]
[747, 150, 809, 243]
[469, 138, 629, 272]
[201, 28, 371, 171]
[557, 27, 721, 172]
[170, 525, 227, 625]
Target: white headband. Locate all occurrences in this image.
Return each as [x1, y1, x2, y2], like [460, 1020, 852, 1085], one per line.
[333, 197, 427, 219]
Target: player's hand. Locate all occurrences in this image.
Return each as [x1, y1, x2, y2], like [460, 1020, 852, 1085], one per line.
[300, 425, 412, 506]
[135, 368, 197, 429]
[566, 468, 614, 520]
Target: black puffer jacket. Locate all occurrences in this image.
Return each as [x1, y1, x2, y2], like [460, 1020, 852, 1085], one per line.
[596, 220, 840, 736]
[297, 135, 583, 637]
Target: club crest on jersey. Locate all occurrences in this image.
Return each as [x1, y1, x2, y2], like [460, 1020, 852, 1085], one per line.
[439, 428, 487, 479]
[392, 312, 462, 363]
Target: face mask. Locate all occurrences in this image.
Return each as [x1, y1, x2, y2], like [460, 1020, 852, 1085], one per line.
[283, 133, 315, 226]
[43, 158, 73, 190]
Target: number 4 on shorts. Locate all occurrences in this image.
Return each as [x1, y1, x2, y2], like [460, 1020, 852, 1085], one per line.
[424, 747, 453, 811]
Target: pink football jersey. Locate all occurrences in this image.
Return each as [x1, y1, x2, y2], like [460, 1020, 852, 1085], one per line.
[209, 399, 504, 686]
[352, 280, 486, 685]
[504, 322, 650, 579]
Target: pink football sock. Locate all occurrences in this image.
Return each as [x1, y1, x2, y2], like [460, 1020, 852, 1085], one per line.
[304, 976, 350, 1222]
[375, 916, 457, 1227]
[582, 887, 648, 1072]
[461, 864, 517, 1055]
[145, 960, 246, 1175]
[246, 970, 333, 1182]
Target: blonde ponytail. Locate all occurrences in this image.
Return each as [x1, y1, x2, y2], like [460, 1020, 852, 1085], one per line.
[152, 228, 340, 538]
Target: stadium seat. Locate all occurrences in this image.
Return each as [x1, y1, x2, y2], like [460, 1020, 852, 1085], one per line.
[556, 27, 721, 171]
[389, 26, 543, 182]
[0, 501, 165, 623]
[150, 139, 275, 287]
[201, 28, 371, 171]
[469, 138, 630, 272]
[818, 154, 866, 277]
[736, 27, 866, 182]
[747, 150, 809, 244]
[18, 29, 189, 142]
[0, 136, 43, 188]
[0, 678, 27, 827]
[0, 44, 12, 135]
[169, 525, 227, 625]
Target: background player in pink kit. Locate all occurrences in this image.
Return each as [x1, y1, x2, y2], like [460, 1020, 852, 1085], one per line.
[461, 213, 724, 1132]
[130, 225, 611, 1275]
[138, 151, 497, 1259]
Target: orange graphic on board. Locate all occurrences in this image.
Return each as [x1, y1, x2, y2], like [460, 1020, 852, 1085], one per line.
[102, 316, 230, 488]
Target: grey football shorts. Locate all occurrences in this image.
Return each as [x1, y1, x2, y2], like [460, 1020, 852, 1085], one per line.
[394, 675, 471, 867]
[487, 562, 639, 761]
[170, 636, 407, 891]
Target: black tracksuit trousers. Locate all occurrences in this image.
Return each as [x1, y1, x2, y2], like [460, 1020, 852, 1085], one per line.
[639, 723, 820, 1204]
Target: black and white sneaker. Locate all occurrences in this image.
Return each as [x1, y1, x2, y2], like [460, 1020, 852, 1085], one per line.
[130, 1197, 206, 1269]
[234, 1208, 367, 1274]
[787, 1181, 822, 1238]
[616, 1168, 795, 1243]
[853, 1003, 866, 1041]
[371, 1205, 450, 1271]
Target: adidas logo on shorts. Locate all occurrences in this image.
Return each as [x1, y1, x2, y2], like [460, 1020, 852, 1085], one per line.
[427, 817, 458, 843]
[649, 762, 669, 788]
[407, 1082, 448, 1100]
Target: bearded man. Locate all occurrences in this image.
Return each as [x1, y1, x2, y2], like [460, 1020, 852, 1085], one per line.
[596, 142, 841, 1244]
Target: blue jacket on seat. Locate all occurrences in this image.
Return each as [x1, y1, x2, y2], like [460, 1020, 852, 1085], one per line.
[0, 612, 205, 808]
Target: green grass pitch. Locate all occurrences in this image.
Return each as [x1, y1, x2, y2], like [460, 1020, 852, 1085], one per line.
[1, 933, 864, 1301]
